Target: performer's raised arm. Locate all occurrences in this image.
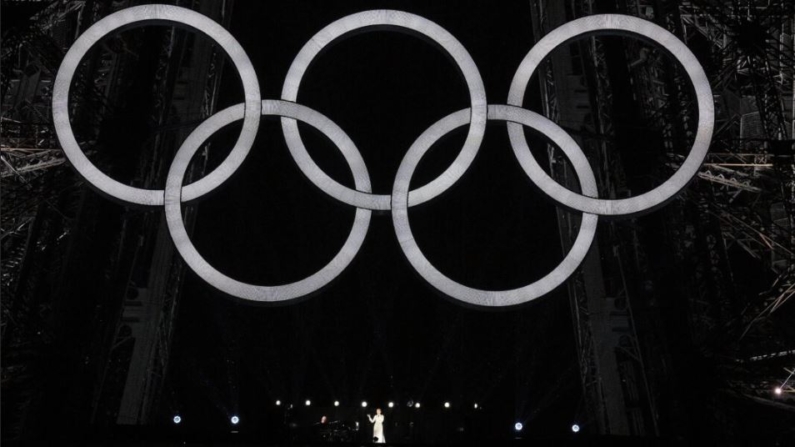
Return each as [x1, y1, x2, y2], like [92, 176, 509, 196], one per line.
[367, 414, 375, 423]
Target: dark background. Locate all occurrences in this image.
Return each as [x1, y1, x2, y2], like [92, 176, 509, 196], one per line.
[12, 0, 793, 444]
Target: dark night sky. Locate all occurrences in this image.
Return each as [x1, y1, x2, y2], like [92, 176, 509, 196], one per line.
[164, 0, 581, 438]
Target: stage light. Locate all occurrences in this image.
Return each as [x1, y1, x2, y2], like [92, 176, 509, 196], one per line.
[474, 403, 478, 409]
[361, 401, 368, 408]
[173, 415, 181, 424]
[514, 422, 523, 432]
[388, 402, 394, 408]
[775, 387, 783, 395]
[415, 402, 421, 409]
[334, 400, 340, 407]
[572, 424, 580, 433]
[305, 400, 311, 406]
[231, 416, 240, 425]
[275, 400, 281, 406]
[444, 402, 450, 408]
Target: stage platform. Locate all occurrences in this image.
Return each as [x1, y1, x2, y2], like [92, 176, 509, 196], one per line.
[1, 436, 702, 447]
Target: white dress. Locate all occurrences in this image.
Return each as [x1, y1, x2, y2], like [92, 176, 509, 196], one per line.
[368, 414, 385, 443]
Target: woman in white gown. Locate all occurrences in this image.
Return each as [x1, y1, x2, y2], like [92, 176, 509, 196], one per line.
[367, 408, 385, 443]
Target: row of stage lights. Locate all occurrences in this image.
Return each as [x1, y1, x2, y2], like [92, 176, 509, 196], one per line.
[171, 401, 482, 426]
[170, 378, 790, 431]
[514, 422, 581, 434]
[172, 415, 582, 433]
[171, 415, 237, 425]
[175, 387, 790, 428]
[274, 400, 480, 409]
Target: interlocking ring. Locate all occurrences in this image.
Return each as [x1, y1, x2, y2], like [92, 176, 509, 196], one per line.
[165, 101, 371, 302]
[281, 10, 487, 211]
[392, 105, 598, 307]
[52, 5, 261, 206]
[508, 14, 714, 216]
[54, 7, 713, 306]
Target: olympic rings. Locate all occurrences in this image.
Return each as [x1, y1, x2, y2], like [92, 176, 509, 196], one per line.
[508, 14, 714, 216]
[53, 5, 261, 206]
[53, 7, 713, 306]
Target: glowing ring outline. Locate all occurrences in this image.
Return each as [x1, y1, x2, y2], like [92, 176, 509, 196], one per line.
[392, 104, 598, 307]
[507, 14, 714, 216]
[52, 4, 261, 206]
[50, 8, 715, 305]
[281, 9, 487, 211]
[165, 100, 371, 302]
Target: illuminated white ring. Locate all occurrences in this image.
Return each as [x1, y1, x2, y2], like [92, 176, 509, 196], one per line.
[281, 10, 487, 211]
[507, 14, 713, 216]
[392, 104, 598, 307]
[53, 4, 261, 206]
[165, 100, 371, 302]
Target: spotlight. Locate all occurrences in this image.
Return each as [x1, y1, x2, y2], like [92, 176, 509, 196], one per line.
[775, 387, 783, 395]
[275, 400, 281, 406]
[414, 402, 421, 409]
[334, 400, 340, 407]
[514, 422, 523, 432]
[474, 403, 479, 409]
[173, 415, 181, 424]
[572, 424, 580, 433]
[388, 402, 394, 408]
[444, 402, 450, 408]
[231, 416, 240, 425]
[361, 401, 368, 408]
[305, 400, 311, 406]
